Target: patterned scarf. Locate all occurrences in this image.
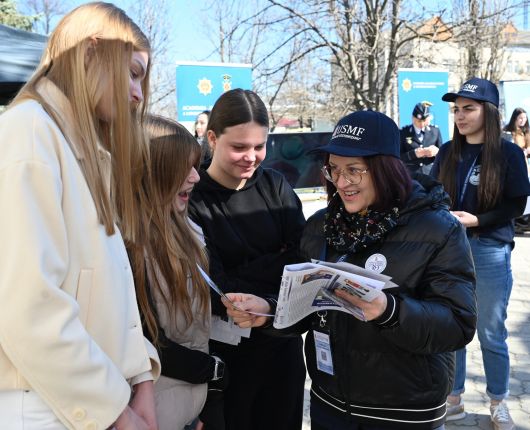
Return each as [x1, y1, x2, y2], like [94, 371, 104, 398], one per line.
[324, 199, 399, 254]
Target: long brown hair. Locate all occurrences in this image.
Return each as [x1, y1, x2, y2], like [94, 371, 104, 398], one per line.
[10, 2, 150, 239]
[504, 107, 528, 134]
[129, 115, 210, 346]
[438, 101, 502, 212]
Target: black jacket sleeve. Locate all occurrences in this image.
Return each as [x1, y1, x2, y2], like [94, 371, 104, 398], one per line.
[380, 219, 477, 354]
[477, 196, 527, 227]
[400, 128, 419, 162]
[434, 127, 443, 148]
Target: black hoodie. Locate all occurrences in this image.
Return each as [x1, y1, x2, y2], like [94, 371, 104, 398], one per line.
[189, 166, 305, 338]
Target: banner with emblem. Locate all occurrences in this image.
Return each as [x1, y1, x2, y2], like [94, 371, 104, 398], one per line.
[397, 69, 449, 142]
[175, 61, 252, 123]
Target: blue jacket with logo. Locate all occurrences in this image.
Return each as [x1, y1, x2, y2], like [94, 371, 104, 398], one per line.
[293, 175, 476, 429]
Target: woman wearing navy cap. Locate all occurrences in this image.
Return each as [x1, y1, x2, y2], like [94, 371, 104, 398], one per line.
[221, 110, 477, 429]
[432, 77, 530, 429]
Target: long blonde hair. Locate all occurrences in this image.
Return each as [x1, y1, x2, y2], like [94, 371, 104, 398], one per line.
[11, 2, 150, 239]
[129, 115, 210, 346]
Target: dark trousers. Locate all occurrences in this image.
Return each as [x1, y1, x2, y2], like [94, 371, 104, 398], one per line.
[215, 335, 306, 430]
[311, 398, 445, 430]
[312, 423, 445, 430]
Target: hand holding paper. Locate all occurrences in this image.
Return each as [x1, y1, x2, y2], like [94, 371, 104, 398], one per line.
[273, 261, 398, 328]
[222, 293, 272, 329]
[334, 288, 387, 321]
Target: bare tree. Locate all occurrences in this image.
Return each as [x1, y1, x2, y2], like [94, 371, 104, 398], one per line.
[208, 1, 460, 120]
[129, 0, 176, 117]
[201, 0, 306, 127]
[198, 0, 518, 126]
[449, 0, 516, 83]
[201, 0, 275, 66]
[257, 0, 440, 116]
[21, 0, 68, 34]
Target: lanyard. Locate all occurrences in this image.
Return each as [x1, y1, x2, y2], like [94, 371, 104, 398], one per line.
[458, 153, 480, 210]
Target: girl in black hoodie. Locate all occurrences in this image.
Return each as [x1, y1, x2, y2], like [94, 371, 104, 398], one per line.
[189, 89, 306, 430]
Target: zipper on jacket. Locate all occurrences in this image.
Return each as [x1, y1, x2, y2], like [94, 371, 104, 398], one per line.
[338, 253, 363, 422]
[339, 310, 354, 421]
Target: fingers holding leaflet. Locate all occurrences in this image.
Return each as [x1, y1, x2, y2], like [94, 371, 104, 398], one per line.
[334, 289, 388, 321]
[222, 293, 272, 328]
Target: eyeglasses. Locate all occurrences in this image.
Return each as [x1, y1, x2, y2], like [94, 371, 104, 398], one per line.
[321, 165, 369, 185]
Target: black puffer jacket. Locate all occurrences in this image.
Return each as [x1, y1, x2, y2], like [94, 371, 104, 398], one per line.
[297, 175, 476, 429]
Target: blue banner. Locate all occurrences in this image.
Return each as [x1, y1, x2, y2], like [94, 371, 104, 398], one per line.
[175, 62, 252, 121]
[397, 69, 449, 142]
[501, 80, 530, 125]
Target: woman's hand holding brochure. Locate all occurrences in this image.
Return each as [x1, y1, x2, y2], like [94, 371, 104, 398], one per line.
[218, 261, 398, 330]
[333, 288, 387, 321]
[198, 265, 274, 344]
[222, 293, 272, 329]
[273, 261, 398, 328]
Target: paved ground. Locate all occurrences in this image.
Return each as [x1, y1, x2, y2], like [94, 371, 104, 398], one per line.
[301, 234, 530, 429]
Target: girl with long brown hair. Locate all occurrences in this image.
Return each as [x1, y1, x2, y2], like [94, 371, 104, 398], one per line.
[503, 107, 530, 153]
[128, 115, 223, 430]
[432, 77, 530, 429]
[0, 2, 159, 429]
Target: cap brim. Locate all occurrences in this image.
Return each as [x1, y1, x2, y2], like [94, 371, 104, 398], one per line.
[442, 92, 458, 102]
[442, 91, 498, 107]
[308, 143, 381, 157]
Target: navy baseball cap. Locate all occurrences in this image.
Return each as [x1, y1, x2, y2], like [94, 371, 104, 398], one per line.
[315, 110, 400, 158]
[412, 102, 432, 120]
[442, 77, 499, 107]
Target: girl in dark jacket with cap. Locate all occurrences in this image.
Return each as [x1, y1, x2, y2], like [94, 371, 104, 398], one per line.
[432, 77, 530, 429]
[222, 110, 477, 430]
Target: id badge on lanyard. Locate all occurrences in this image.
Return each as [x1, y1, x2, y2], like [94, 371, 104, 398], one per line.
[314, 311, 334, 376]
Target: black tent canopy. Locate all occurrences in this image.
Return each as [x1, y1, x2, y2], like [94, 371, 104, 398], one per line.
[0, 24, 46, 105]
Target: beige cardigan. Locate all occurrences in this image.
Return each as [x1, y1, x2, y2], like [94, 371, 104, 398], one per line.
[150, 220, 210, 430]
[0, 80, 160, 430]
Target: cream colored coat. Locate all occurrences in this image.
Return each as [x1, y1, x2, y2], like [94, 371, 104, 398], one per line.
[0, 80, 160, 430]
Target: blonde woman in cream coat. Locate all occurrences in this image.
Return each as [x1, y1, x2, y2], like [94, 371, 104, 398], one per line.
[0, 3, 160, 430]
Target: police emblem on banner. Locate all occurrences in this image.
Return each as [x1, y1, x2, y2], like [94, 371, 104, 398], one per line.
[197, 78, 213, 96]
[402, 79, 412, 92]
[222, 74, 232, 92]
